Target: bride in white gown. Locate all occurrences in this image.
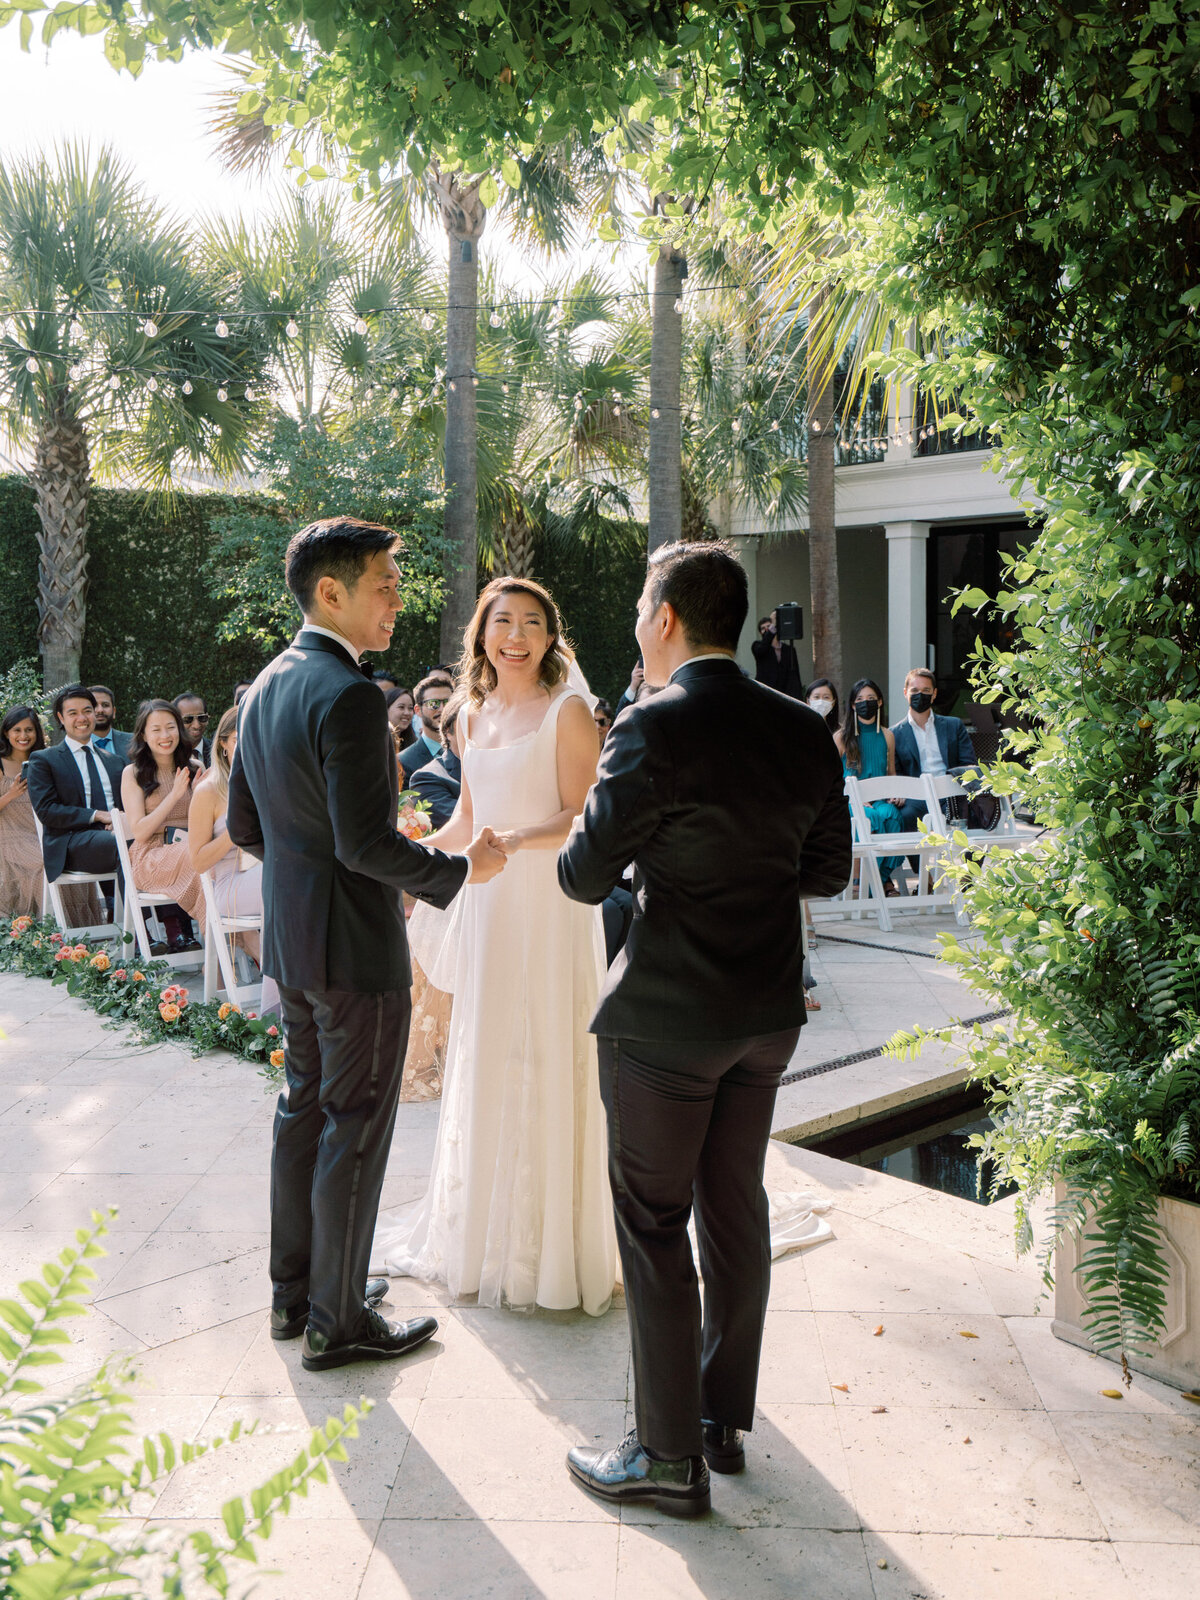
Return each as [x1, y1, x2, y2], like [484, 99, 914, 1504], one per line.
[372, 577, 616, 1315]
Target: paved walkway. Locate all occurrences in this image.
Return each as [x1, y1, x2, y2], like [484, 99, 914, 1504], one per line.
[1, 930, 1197, 1600]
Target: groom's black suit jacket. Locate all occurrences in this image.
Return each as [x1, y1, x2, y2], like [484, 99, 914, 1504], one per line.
[227, 629, 469, 994]
[559, 656, 852, 1041]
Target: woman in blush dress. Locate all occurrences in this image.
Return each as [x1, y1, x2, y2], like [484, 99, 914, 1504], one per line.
[120, 699, 204, 948]
[187, 705, 278, 1013]
[373, 577, 616, 1316]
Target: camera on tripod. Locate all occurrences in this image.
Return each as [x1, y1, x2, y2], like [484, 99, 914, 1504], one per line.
[774, 602, 803, 642]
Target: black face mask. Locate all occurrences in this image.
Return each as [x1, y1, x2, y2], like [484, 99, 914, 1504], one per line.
[908, 690, 934, 712]
[854, 701, 879, 722]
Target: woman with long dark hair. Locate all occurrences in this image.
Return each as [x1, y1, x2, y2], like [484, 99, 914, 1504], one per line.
[120, 698, 204, 948]
[385, 685, 417, 752]
[0, 705, 51, 916]
[835, 678, 905, 896]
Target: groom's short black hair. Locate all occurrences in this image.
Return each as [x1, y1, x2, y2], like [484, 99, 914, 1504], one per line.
[285, 517, 399, 613]
[644, 540, 748, 653]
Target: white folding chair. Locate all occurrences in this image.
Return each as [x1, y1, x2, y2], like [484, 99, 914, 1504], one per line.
[847, 774, 956, 928]
[200, 870, 263, 1009]
[31, 809, 122, 942]
[113, 820, 203, 972]
[922, 772, 1043, 922]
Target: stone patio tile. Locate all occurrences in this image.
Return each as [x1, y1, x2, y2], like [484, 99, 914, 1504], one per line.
[152, 1393, 419, 1522]
[39, 1303, 148, 1392]
[1005, 1317, 1196, 1416]
[801, 1212, 993, 1317]
[381, 1124, 440, 1177]
[970, 1255, 1045, 1318]
[1, 1080, 162, 1125]
[755, 1311, 832, 1405]
[0, 1114, 114, 1170]
[202, 1123, 276, 1176]
[421, 1304, 631, 1404]
[815, 1311, 1040, 1411]
[98, 1243, 271, 1345]
[124, 1312, 264, 1396]
[864, 1532, 1134, 1600]
[0, 1169, 57, 1226]
[385, 1398, 625, 1523]
[1051, 1411, 1200, 1543]
[68, 1118, 249, 1176]
[867, 1189, 1025, 1267]
[379, 1174, 430, 1212]
[154, 1517, 380, 1600]
[362, 1518, 619, 1600]
[226, 1315, 439, 1404]
[625, 1403, 857, 1531]
[159, 1172, 269, 1232]
[765, 1143, 916, 1222]
[759, 1246, 813, 1310]
[5, 1170, 198, 1233]
[0, 1227, 150, 1294]
[837, 1405, 1105, 1538]
[99, 1229, 268, 1297]
[616, 1527, 875, 1599]
[1114, 1541, 1200, 1600]
[50, 1046, 190, 1085]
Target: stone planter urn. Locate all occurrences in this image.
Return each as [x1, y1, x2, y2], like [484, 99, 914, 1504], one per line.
[1053, 1186, 1200, 1391]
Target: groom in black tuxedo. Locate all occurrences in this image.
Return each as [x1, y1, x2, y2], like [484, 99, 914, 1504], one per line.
[228, 518, 507, 1372]
[559, 541, 852, 1515]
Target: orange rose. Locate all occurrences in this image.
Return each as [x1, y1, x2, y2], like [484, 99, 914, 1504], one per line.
[131, 971, 146, 982]
[218, 1001, 240, 1021]
[72, 944, 88, 958]
[158, 1002, 181, 1022]
[269, 1048, 285, 1069]
[90, 952, 111, 971]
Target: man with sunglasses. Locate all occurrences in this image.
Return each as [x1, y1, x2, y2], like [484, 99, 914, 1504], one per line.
[173, 691, 212, 768]
[399, 674, 454, 784]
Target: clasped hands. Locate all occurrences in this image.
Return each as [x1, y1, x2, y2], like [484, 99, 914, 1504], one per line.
[464, 825, 511, 884]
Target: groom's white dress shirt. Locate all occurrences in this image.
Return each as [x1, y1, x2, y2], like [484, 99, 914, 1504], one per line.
[63, 734, 115, 822]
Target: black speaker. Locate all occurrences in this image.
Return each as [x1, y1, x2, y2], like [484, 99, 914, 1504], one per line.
[775, 602, 803, 642]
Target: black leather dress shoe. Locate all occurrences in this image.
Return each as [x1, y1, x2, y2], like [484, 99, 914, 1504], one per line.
[269, 1277, 390, 1342]
[301, 1308, 438, 1371]
[566, 1432, 710, 1517]
[701, 1420, 746, 1474]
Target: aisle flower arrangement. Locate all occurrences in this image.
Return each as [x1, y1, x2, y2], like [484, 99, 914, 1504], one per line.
[1, 914, 285, 1079]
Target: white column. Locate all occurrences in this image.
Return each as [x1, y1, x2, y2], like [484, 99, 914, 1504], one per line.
[730, 533, 760, 675]
[886, 521, 929, 715]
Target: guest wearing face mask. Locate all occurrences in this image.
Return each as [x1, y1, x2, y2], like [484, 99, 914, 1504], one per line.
[890, 668, 976, 835]
[835, 679, 905, 897]
[804, 679, 840, 731]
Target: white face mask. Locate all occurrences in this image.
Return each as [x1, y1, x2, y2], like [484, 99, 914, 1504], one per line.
[808, 697, 834, 716]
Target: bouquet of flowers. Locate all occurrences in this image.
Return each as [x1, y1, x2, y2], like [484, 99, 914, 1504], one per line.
[398, 789, 434, 842]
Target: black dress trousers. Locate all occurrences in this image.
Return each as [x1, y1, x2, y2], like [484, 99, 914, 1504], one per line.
[271, 983, 413, 1342]
[597, 1027, 801, 1461]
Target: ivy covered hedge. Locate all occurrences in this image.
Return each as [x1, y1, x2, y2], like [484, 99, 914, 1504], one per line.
[0, 474, 644, 714]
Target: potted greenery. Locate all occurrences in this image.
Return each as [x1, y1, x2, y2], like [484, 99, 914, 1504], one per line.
[0, 1211, 369, 1594]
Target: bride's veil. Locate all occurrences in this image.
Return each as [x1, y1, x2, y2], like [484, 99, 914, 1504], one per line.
[564, 654, 599, 714]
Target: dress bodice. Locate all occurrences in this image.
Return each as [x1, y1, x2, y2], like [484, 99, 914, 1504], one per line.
[461, 688, 579, 831]
[848, 724, 890, 781]
[0, 769, 35, 829]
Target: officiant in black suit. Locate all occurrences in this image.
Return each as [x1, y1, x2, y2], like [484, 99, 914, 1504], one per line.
[26, 685, 126, 882]
[559, 541, 852, 1517]
[228, 518, 507, 1373]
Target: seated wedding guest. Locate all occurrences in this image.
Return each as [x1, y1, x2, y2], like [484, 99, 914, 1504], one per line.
[232, 679, 255, 707]
[593, 698, 614, 746]
[26, 686, 125, 905]
[409, 691, 464, 828]
[173, 691, 212, 767]
[386, 686, 417, 752]
[835, 678, 905, 897]
[890, 665, 976, 831]
[122, 699, 204, 950]
[373, 669, 399, 693]
[87, 685, 131, 760]
[804, 677, 840, 732]
[400, 673, 453, 782]
[188, 706, 278, 1011]
[0, 705, 46, 916]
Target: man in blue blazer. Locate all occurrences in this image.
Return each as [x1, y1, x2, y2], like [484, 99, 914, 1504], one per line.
[88, 685, 132, 762]
[890, 667, 976, 830]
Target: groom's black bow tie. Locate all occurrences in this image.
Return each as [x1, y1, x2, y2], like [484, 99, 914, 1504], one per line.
[359, 658, 376, 679]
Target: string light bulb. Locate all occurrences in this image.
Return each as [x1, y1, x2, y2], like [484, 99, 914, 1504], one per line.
[24, 356, 38, 373]
[612, 402, 621, 416]
[388, 387, 398, 400]
[217, 386, 228, 402]
[420, 312, 435, 331]
[143, 319, 159, 338]
[69, 363, 84, 381]
[182, 379, 193, 395]
[489, 311, 502, 328]
[651, 407, 660, 418]
[448, 379, 457, 392]
[70, 319, 83, 340]
[245, 385, 254, 401]
[414, 387, 424, 401]
[285, 318, 300, 338]
[673, 298, 683, 314]
[811, 419, 822, 432]
[146, 376, 158, 393]
[732, 419, 741, 433]
[501, 382, 510, 394]
[354, 316, 368, 336]
[770, 419, 780, 431]
[471, 375, 479, 387]
[108, 374, 120, 389]
[215, 319, 229, 339]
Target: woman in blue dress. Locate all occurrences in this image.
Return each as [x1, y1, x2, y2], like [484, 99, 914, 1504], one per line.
[834, 678, 904, 896]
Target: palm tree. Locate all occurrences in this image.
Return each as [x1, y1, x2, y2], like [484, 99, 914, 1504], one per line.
[0, 145, 264, 687]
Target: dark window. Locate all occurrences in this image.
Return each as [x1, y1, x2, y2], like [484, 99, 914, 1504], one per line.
[926, 521, 1032, 714]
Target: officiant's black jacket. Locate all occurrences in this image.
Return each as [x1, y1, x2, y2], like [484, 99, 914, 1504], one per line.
[227, 629, 469, 994]
[26, 741, 126, 882]
[559, 657, 852, 1041]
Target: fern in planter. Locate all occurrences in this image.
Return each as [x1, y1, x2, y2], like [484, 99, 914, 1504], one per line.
[0, 1211, 370, 1598]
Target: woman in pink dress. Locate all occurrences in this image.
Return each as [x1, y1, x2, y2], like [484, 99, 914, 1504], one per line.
[120, 699, 204, 947]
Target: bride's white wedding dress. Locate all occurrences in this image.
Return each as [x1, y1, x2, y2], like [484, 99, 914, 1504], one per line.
[372, 686, 617, 1316]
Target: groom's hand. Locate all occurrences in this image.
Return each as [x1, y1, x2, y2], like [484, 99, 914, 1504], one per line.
[465, 826, 507, 883]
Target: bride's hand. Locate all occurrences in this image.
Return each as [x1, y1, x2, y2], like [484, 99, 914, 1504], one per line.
[493, 829, 524, 855]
